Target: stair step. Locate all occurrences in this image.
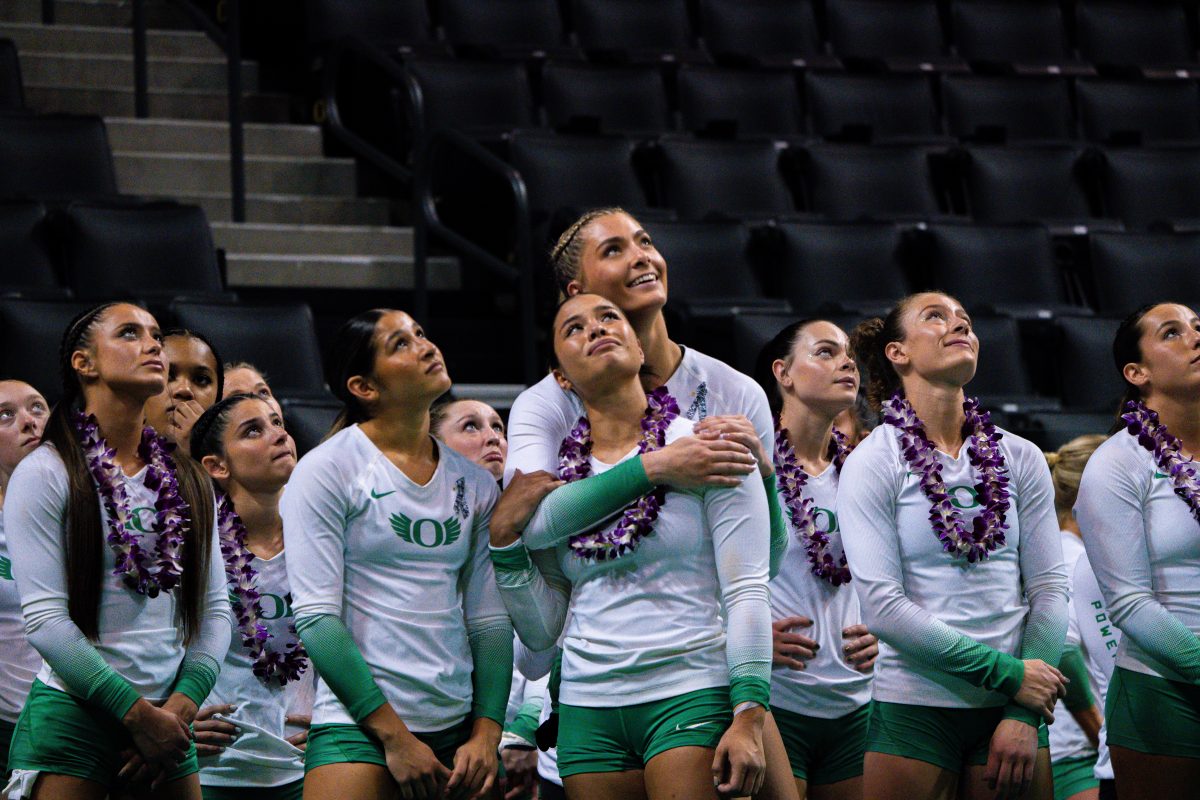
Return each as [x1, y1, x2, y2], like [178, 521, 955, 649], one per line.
[173, 192, 392, 226]
[0, 22, 217, 57]
[20, 52, 259, 92]
[0, 0, 194, 30]
[25, 83, 290, 122]
[105, 117, 324, 157]
[225, 253, 461, 291]
[211, 222, 414, 256]
[115, 151, 358, 196]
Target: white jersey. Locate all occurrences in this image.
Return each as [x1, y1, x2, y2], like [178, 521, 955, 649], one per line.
[6, 445, 228, 704]
[504, 346, 773, 486]
[1073, 552, 1119, 780]
[839, 424, 1067, 708]
[200, 549, 312, 788]
[769, 466, 872, 718]
[0, 508, 41, 722]
[282, 426, 505, 731]
[536, 680, 561, 787]
[530, 418, 772, 708]
[1049, 532, 1098, 764]
[1075, 430, 1200, 683]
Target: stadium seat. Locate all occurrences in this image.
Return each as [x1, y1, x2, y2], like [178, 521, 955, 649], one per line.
[170, 302, 327, 397]
[404, 58, 536, 144]
[1088, 232, 1200, 314]
[641, 220, 777, 309]
[960, 146, 1100, 226]
[1100, 148, 1200, 229]
[951, 0, 1084, 73]
[1056, 316, 1123, 411]
[0, 114, 117, 199]
[655, 138, 798, 221]
[570, 0, 703, 63]
[1076, 1, 1197, 74]
[768, 221, 912, 314]
[279, 395, 342, 457]
[0, 299, 93, 404]
[438, 0, 574, 60]
[676, 66, 803, 139]
[941, 74, 1073, 143]
[1015, 411, 1115, 450]
[0, 39, 24, 112]
[730, 309, 871, 377]
[62, 202, 225, 304]
[697, 0, 833, 68]
[1076, 79, 1200, 145]
[964, 315, 1048, 411]
[805, 72, 941, 142]
[541, 61, 671, 136]
[0, 201, 59, 296]
[798, 144, 949, 221]
[306, 0, 437, 52]
[825, 0, 963, 71]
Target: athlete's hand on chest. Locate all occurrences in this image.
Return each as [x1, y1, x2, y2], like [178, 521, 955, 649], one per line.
[492, 470, 563, 547]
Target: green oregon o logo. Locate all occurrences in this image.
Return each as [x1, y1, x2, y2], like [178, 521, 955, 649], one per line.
[813, 506, 839, 533]
[948, 485, 981, 510]
[127, 506, 157, 533]
[259, 593, 293, 620]
[390, 513, 462, 548]
[410, 519, 445, 548]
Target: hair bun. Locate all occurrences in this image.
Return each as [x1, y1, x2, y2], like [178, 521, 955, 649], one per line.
[1044, 451, 1060, 470]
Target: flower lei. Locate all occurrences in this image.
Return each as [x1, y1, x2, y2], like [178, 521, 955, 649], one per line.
[1121, 400, 1200, 524]
[217, 493, 309, 686]
[74, 411, 188, 597]
[774, 423, 853, 585]
[881, 393, 1011, 563]
[558, 386, 679, 561]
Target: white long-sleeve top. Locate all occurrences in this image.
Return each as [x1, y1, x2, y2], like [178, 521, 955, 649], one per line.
[281, 426, 508, 731]
[0, 508, 42, 722]
[839, 423, 1068, 708]
[1075, 430, 1200, 683]
[1049, 532, 1099, 763]
[769, 467, 872, 718]
[6, 444, 230, 705]
[1073, 551, 1120, 779]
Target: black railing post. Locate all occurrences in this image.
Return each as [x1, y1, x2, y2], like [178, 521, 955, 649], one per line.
[413, 202, 430, 326]
[132, 0, 149, 118]
[226, 0, 246, 223]
[41, 0, 55, 24]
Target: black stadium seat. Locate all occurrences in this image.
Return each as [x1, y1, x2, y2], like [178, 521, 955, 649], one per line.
[644, 220, 775, 306]
[1076, 79, 1200, 145]
[0, 201, 59, 295]
[541, 61, 671, 136]
[655, 138, 798, 221]
[1076, 1, 1197, 73]
[799, 144, 947, 221]
[1056, 316, 1123, 411]
[0, 39, 24, 111]
[404, 58, 536, 143]
[306, 0, 436, 51]
[571, 0, 702, 62]
[0, 299, 93, 404]
[0, 114, 117, 199]
[952, 0, 1082, 73]
[676, 66, 803, 139]
[1100, 148, 1200, 229]
[965, 315, 1045, 410]
[825, 0, 962, 70]
[961, 146, 1099, 225]
[941, 74, 1073, 143]
[806, 72, 941, 143]
[439, 0, 572, 60]
[62, 202, 225, 303]
[170, 302, 327, 397]
[279, 395, 342, 457]
[1088, 232, 1200, 314]
[698, 0, 832, 68]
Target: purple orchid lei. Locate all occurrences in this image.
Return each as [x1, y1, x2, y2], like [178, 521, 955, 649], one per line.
[774, 423, 853, 585]
[881, 392, 1011, 563]
[558, 386, 679, 561]
[1121, 400, 1200, 524]
[217, 493, 308, 686]
[74, 411, 188, 597]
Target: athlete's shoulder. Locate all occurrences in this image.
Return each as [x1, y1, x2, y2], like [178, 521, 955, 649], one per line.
[290, 425, 370, 485]
[9, 442, 66, 489]
[1081, 429, 1143, 482]
[995, 426, 1049, 471]
[511, 374, 576, 422]
[680, 348, 764, 401]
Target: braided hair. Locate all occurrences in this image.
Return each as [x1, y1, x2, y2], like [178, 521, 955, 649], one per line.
[549, 207, 628, 297]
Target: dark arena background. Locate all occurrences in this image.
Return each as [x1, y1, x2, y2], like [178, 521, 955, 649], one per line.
[2, 0, 1198, 453]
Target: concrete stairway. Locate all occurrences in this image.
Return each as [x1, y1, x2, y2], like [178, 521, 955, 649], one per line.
[0, 3, 458, 292]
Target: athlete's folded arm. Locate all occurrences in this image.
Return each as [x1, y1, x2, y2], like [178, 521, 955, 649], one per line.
[462, 485, 514, 726]
[489, 542, 570, 653]
[1076, 445, 1200, 683]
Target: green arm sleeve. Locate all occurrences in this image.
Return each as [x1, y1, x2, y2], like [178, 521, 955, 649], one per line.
[505, 699, 543, 745]
[763, 474, 788, 579]
[170, 653, 220, 709]
[522, 456, 654, 549]
[467, 618, 514, 726]
[729, 675, 771, 709]
[53, 639, 142, 720]
[295, 614, 387, 722]
[1059, 647, 1095, 712]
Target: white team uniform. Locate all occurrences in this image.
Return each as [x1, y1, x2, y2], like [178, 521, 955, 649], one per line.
[0, 508, 41, 724]
[769, 467, 872, 718]
[1072, 552, 1120, 780]
[1048, 532, 1099, 764]
[282, 427, 505, 731]
[839, 424, 1068, 709]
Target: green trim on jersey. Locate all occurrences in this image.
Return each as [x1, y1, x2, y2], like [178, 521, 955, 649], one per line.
[305, 719, 472, 772]
[506, 699, 542, 746]
[7, 680, 198, 787]
[295, 614, 387, 723]
[729, 675, 770, 710]
[763, 474, 788, 580]
[201, 779, 304, 800]
[1059, 647, 1095, 712]
[1051, 756, 1099, 800]
[1105, 666, 1200, 759]
[172, 653, 221, 710]
[865, 700, 1048, 773]
[467, 619, 514, 725]
[771, 704, 869, 784]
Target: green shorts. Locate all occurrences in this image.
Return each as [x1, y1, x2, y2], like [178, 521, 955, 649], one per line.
[304, 717, 472, 772]
[1051, 755, 1099, 800]
[866, 701, 1049, 773]
[557, 687, 732, 778]
[201, 779, 304, 800]
[771, 704, 869, 785]
[7, 680, 198, 788]
[1105, 666, 1200, 759]
[0, 716, 15, 777]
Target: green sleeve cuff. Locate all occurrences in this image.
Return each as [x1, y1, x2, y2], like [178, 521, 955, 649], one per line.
[987, 652, 1026, 697]
[468, 621, 514, 726]
[763, 474, 787, 579]
[91, 667, 142, 721]
[171, 655, 220, 709]
[729, 676, 771, 710]
[524, 455, 654, 549]
[1003, 703, 1043, 728]
[506, 699, 543, 744]
[296, 615, 388, 722]
[1060, 647, 1095, 711]
[489, 541, 533, 573]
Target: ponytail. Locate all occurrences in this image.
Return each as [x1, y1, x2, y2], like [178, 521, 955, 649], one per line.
[324, 309, 387, 440]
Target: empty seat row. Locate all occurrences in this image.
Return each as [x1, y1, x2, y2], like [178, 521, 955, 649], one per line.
[0, 113, 116, 199]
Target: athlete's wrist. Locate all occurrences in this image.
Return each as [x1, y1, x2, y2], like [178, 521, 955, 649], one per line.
[121, 697, 153, 728]
[730, 702, 765, 727]
[470, 716, 503, 749]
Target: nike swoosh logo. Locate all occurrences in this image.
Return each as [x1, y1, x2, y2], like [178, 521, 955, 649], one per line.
[1154, 471, 1169, 479]
[674, 721, 713, 732]
[370, 489, 396, 499]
